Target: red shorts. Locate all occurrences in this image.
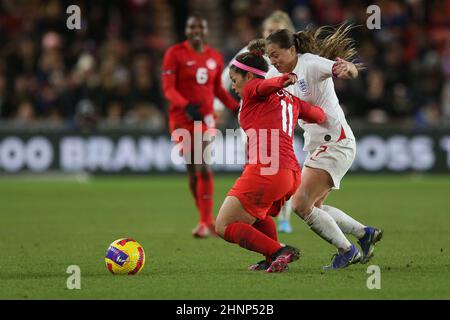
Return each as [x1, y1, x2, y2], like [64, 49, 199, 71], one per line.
[169, 119, 216, 164]
[168, 112, 216, 134]
[228, 165, 301, 220]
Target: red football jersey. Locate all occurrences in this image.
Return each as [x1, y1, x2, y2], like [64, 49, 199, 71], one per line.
[239, 75, 326, 171]
[162, 41, 238, 126]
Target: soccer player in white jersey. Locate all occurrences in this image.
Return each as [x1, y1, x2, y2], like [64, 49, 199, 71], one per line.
[217, 10, 297, 233]
[265, 24, 383, 269]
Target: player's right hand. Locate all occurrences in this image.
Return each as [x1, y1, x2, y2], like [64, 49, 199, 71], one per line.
[283, 73, 298, 87]
[185, 104, 203, 121]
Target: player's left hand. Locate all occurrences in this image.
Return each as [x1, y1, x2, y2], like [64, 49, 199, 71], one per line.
[185, 103, 203, 121]
[332, 57, 353, 79]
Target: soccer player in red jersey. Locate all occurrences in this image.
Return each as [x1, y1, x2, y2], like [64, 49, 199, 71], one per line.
[215, 40, 326, 272]
[162, 14, 239, 238]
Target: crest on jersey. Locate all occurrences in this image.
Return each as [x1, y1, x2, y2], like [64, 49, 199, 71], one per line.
[298, 78, 311, 95]
[206, 58, 217, 70]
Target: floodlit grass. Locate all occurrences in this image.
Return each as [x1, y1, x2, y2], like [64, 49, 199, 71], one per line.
[0, 175, 449, 299]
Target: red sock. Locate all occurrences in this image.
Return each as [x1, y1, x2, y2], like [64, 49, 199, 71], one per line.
[196, 171, 214, 225]
[188, 173, 199, 209]
[224, 222, 282, 257]
[253, 216, 277, 241]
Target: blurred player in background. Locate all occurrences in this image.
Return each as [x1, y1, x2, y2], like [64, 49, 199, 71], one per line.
[215, 41, 326, 272]
[162, 14, 239, 238]
[265, 24, 383, 269]
[217, 10, 297, 234]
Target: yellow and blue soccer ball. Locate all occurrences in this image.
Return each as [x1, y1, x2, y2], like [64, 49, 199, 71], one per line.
[105, 238, 146, 275]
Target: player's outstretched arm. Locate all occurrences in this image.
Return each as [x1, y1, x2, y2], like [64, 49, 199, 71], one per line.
[296, 97, 327, 124]
[332, 57, 358, 80]
[255, 73, 297, 97]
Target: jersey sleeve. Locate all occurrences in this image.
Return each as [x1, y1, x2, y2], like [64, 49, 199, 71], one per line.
[214, 55, 239, 112]
[307, 54, 335, 82]
[161, 46, 189, 109]
[255, 74, 291, 97]
[294, 96, 326, 124]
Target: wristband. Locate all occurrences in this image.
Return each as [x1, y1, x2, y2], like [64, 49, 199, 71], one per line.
[332, 63, 339, 78]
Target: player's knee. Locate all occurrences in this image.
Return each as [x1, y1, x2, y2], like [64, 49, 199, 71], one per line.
[215, 219, 226, 238]
[291, 194, 313, 219]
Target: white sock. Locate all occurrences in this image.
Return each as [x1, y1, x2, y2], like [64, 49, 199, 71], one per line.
[304, 207, 352, 252]
[322, 205, 366, 239]
[278, 198, 292, 221]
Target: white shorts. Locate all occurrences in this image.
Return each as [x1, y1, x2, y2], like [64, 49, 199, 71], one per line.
[303, 138, 356, 189]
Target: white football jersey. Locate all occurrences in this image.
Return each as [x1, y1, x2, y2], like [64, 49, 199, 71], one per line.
[266, 53, 355, 151]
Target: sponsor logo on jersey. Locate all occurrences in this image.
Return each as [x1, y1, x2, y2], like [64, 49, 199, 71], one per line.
[162, 70, 174, 75]
[186, 60, 196, 66]
[206, 58, 217, 70]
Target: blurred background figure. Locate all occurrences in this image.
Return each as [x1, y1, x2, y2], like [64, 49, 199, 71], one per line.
[161, 13, 238, 238]
[73, 98, 97, 132]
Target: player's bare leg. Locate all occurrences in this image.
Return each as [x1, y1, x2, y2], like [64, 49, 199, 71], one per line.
[291, 166, 361, 269]
[216, 196, 300, 272]
[216, 196, 257, 236]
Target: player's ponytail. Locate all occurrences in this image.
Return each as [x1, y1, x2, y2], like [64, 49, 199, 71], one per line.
[231, 39, 268, 78]
[292, 28, 316, 55]
[267, 22, 364, 70]
[297, 23, 360, 65]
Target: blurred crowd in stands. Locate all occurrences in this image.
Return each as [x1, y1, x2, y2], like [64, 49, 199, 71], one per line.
[0, 0, 449, 131]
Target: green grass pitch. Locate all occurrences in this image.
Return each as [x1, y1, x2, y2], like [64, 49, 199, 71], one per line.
[0, 174, 449, 299]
